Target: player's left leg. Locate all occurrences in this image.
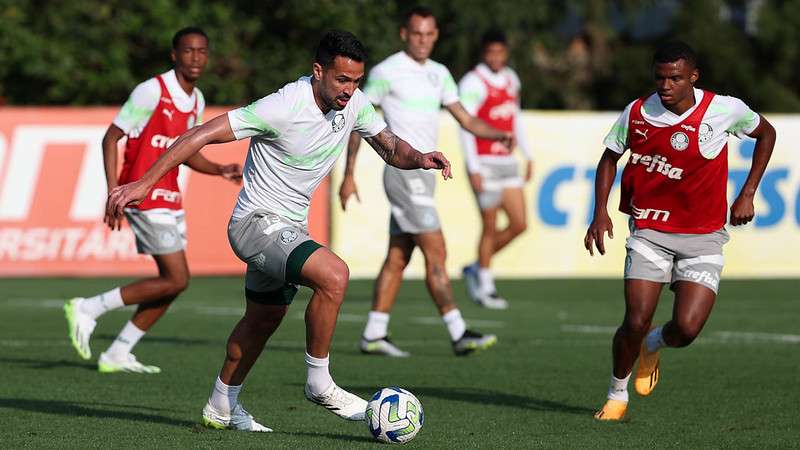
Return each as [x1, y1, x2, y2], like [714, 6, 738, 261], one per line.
[97, 251, 190, 374]
[482, 186, 528, 307]
[414, 231, 498, 356]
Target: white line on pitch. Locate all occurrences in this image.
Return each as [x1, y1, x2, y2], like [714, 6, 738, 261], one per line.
[561, 324, 800, 344]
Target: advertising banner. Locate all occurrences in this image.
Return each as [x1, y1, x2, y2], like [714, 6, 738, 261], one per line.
[331, 111, 799, 279]
[0, 108, 329, 277]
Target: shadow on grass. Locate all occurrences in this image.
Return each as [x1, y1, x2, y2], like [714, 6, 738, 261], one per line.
[274, 431, 373, 443]
[0, 398, 195, 428]
[0, 356, 95, 371]
[315, 384, 593, 415]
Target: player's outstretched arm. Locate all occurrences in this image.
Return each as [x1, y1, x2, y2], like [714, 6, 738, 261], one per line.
[105, 114, 236, 228]
[585, 149, 623, 256]
[730, 115, 776, 226]
[184, 152, 243, 184]
[338, 131, 362, 210]
[445, 102, 515, 149]
[364, 128, 452, 180]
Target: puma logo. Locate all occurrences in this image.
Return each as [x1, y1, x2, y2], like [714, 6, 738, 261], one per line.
[162, 108, 174, 121]
[634, 128, 649, 140]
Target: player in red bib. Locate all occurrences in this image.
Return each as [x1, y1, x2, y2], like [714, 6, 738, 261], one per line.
[63, 27, 242, 373]
[585, 41, 776, 420]
[459, 31, 533, 309]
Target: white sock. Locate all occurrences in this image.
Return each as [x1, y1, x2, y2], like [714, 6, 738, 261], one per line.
[442, 309, 466, 341]
[607, 372, 631, 402]
[305, 353, 333, 396]
[208, 376, 241, 417]
[80, 287, 125, 320]
[646, 326, 666, 352]
[478, 268, 496, 295]
[105, 321, 145, 358]
[363, 311, 390, 340]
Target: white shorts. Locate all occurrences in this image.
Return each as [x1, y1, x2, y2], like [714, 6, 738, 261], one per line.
[475, 160, 523, 210]
[124, 208, 186, 255]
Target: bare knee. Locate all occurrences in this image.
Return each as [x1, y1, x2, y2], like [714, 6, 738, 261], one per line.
[509, 220, 527, 237]
[318, 260, 349, 305]
[158, 273, 189, 299]
[384, 251, 411, 273]
[670, 318, 703, 346]
[621, 314, 652, 339]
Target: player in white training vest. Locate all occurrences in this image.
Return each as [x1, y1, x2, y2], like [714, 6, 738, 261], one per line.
[106, 30, 453, 432]
[458, 30, 534, 310]
[339, 7, 513, 357]
[64, 27, 242, 374]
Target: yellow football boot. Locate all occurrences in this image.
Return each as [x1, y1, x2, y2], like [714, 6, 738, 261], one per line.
[593, 399, 628, 421]
[634, 338, 660, 396]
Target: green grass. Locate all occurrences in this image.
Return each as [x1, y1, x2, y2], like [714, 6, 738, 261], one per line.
[0, 278, 797, 448]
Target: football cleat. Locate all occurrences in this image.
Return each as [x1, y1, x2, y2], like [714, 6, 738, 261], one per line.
[305, 382, 367, 421]
[201, 403, 272, 432]
[64, 298, 96, 360]
[452, 329, 497, 356]
[594, 399, 628, 421]
[360, 336, 410, 357]
[475, 292, 509, 310]
[634, 338, 660, 396]
[98, 352, 161, 374]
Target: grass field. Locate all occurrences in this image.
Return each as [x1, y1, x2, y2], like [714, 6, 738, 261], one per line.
[0, 277, 797, 448]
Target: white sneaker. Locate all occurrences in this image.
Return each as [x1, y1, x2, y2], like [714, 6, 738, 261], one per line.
[462, 264, 482, 303]
[201, 403, 272, 432]
[476, 292, 509, 310]
[97, 352, 161, 374]
[360, 336, 410, 357]
[64, 298, 96, 360]
[305, 382, 367, 421]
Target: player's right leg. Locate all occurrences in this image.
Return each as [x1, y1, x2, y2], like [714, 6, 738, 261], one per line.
[414, 231, 498, 356]
[361, 234, 415, 357]
[65, 209, 189, 361]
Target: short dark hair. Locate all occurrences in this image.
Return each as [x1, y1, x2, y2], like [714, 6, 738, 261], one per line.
[653, 40, 697, 68]
[481, 30, 507, 50]
[172, 26, 208, 49]
[403, 5, 435, 27]
[315, 30, 368, 67]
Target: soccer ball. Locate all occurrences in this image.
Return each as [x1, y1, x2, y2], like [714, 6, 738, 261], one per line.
[365, 387, 424, 444]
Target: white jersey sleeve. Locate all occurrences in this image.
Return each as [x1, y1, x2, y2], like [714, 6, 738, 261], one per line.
[112, 78, 160, 135]
[195, 88, 206, 125]
[227, 91, 289, 141]
[458, 72, 485, 173]
[440, 66, 460, 106]
[722, 96, 760, 138]
[508, 68, 532, 160]
[603, 101, 635, 154]
[363, 64, 390, 106]
[352, 89, 387, 138]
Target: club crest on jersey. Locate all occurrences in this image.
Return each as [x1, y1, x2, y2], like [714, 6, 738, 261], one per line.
[670, 131, 689, 151]
[427, 71, 439, 86]
[332, 113, 345, 132]
[699, 123, 713, 143]
[280, 230, 298, 244]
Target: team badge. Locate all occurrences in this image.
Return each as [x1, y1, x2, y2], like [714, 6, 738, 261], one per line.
[332, 113, 345, 132]
[159, 230, 177, 247]
[427, 71, 439, 86]
[670, 131, 689, 151]
[698, 123, 713, 144]
[280, 230, 298, 244]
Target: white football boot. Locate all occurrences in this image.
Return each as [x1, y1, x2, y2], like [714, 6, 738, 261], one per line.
[360, 336, 410, 357]
[201, 403, 272, 432]
[97, 352, 161, 374]
[305, 382, 367, 421]
[64, 298, 96, 360]
[462, 264, 482, 304]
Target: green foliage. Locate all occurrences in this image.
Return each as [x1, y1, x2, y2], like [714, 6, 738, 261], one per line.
[0, 0, 798, 111]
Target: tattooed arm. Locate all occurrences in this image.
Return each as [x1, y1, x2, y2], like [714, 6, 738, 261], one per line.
[363, 128, 453, 179]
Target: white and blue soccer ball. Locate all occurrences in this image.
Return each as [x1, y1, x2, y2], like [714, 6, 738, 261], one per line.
[365, 387, 424, 444]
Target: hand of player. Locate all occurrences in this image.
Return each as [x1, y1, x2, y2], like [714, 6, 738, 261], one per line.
[729, 192, 755, 226]
[220, 163, 243, 184]
[499, 131, 515, 150]
[105, 181, 149, 231]
[338, 175, 360, 211]
[524, 160, 534, 183]
[584, 211, 614, 256]
[419, 151, 452, 180]
[469, 173, 483, 193]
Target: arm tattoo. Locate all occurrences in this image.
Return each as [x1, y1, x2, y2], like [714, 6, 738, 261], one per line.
[364, 128, 421, 169]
